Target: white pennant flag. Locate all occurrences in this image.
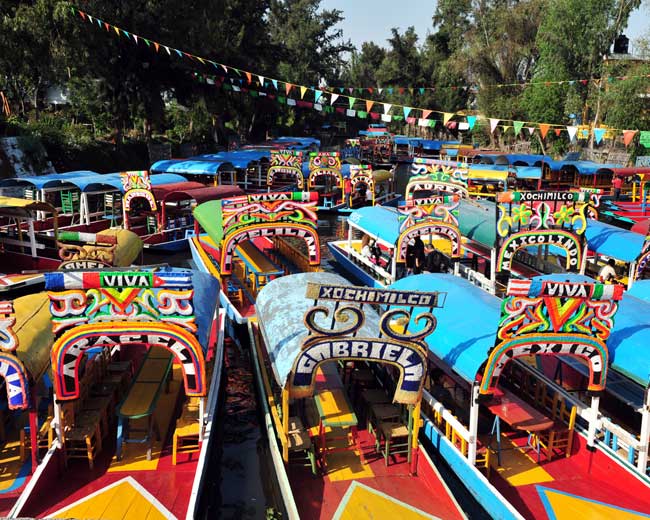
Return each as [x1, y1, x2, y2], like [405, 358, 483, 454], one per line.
[133, 34, 139, 44]
[489, 118, 500, 133]
[314, 103, 323, 111]
[383, 103, 392, 115]
[566, 125, 578, 142]
[330, 93, 340, 105]
[346, 109, 356, 117]
[286, 98, 297, 106]
[418, 118, 429, 127]
[378, 88, 383, 94]
[527, 127, 535, 135]
[88, 15, 94, 23]
[258, 75, 265, 86]
[381, 114, 392, 123]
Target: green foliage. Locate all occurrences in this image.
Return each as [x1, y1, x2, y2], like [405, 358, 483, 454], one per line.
[601, 64, 650, 130]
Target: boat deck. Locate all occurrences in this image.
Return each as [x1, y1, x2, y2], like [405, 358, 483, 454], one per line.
[485, 424, 650, 519]
[288, 428, 465, 520]
[19, 365, 199, 520]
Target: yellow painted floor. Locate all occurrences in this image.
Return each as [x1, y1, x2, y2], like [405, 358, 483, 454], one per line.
[333, 481, 440, 520]
[325, 436, 374, 482]
[539, 487, 650, 520]
[489, 434, 554, 487]
[108, 365, 182, 472]
[48, 477, 172, 520]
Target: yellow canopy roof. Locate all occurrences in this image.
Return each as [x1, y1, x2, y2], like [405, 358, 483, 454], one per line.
[0, 196, 56, 217]
[96, 228, 143, 266]
[373, 170, 393, 183]
[13, 292, 54, 382]
[468, 169, 509, 182]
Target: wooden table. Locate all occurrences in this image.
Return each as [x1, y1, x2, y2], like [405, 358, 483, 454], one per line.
[313, 387, 358, 468]
[486, 387, 554, 465]
[235, 242, 284, 292]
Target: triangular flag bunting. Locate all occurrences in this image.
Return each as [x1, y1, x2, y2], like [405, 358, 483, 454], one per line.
[300, 86, 307, 99]
[367, 87, 374, 94]
[87, 15, 93, 23]
[387, 88, 393, 94]
[330, 93, 339, 105]
[349, 97, 356, 109]
[164, 46, 171, 55]
[594, 127, 606, 144]
[366, 100, 374, 112]
[429, 120, 437, 128]
[285, 83, 292, 95]
[567, 126, 578, 142]
[378, 88, 383, 94]
[258, 75, 265, 86]
[133, 34, 139, 44]
[444, 112, 454, 125]
[114, 26, 120, 36]
[154, 42, 160, 52]
[245, 72, 252, 84]
[272, 79, 278, 90]
[421, 110, 432, 119]
[314, 90, 323, 103]
[174, 49, 183, 58]
[513, 121, 524, 135]
[221, 64, 229, 73]
[503, 126, 511, 133]
[381, 114, 392, 123]
[403, 107, 412, 118]
[383, 103, 392, 115]
[104, 22, 110, 31]
[419, 87, 425, 95]
[623, 130, 637, 147]
[539, 123, 550, 139]
[489, 118, 500, 133]
[554, 128, 562, 136]
[527, 127, 535, 135]
[79, 10, 86, 20]
[467, 115, 477, 130]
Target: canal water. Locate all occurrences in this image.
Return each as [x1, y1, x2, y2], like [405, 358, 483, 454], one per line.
[143, 164, 490, 519]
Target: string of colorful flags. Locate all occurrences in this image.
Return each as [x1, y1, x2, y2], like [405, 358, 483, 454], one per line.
[71, 7, 646, 144]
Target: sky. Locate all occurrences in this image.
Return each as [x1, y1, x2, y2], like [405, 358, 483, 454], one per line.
[321, 0, 650, 52]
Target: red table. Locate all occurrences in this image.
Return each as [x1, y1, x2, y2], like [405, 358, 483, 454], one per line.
[486, 387, 554, 465]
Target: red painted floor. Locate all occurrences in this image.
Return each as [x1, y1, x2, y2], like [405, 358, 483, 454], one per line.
[489, 430, 650, 519]
[288, 428, 464, 520]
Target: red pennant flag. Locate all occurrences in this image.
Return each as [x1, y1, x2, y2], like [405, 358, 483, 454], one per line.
[370, 112, 380, 120]
[367, 87, 374, 94]
[154, 42, 160, 52]
[104, 22, 110, 31]
[245, 72, 252, 83]
[539, 123, 551, 139]
[398, 87, 405, 95]
[623, 130, 637, 147]
[285, 83, 293, 95]
[366, 100, 374, 112]
[554, 128, 562, 136]
[79, 11, 86, 20]
[336, 107, 345, 113]
[580, 79, 588, 85]
[421, 110, 432, 119]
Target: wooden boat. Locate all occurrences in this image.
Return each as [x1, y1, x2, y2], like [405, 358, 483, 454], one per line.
[306, 151, 348, 212]
[9, 267, 223, 519]
[266, 150, 306, 191]
[0, 196, 142, 278]
[248, 271, 468, 519]
[189, 191, 321, 332]
[121, 170, 243, 252]
[599, 168, 650, 227]
[388, 272, 650, 519]
[0, 292, 55, 517]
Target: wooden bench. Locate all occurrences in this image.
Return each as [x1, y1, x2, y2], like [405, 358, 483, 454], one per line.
[235, 241, 284, 292]
[115, 347, 173, 461]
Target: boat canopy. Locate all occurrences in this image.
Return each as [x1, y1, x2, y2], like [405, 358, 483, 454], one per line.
[457, 199, 496, 248]
[255, 272, 381, 388]
[390, 273, 500, 383]
[418, 140, 461, 151]
[468, 168, 509, 182]
[0, 196, 57, 216]
[627, 280, 650, 302]
[393, 136, 416, 145]
[158, 185, 244, 205]
[348, 205, 402, 246]
[150, 159, 235, 175]
[13, 292, 55, 383]
[272, 136, 320, 149]
[547, 160, 624, 175]
[596, 166, 650, 177]
[301, 162, 351, 177]
[151, 181, 205, 200]
[0, 171, 124, 192]
[144, 173, 187, 188]
[514, 166, 543, 179]
[585, 219, 646, 262]
[373, 169, 393, 183]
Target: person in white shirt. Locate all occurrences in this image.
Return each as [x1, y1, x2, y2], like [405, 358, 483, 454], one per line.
[598, 258, 617, 283]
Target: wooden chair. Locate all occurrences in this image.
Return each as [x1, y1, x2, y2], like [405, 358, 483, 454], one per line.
[377, 419, 410, 466]
[20, 405, 55, 462]
[61, 403, 102, 470]
[475, 440, 492, 478]
[172, 398, 201, 465]
[532, 394, 577, 461]
[286, 416, 316, 475]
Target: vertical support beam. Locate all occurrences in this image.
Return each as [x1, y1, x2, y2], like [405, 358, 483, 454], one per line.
[81, 193, 89, 225]
[490, 248, 497, 285]
[467, 383, 480, 465]
[282, 387, 290, 463]
[53, 398, 63, 450]
[587, 394, 600, 449]
[198, 397, 205, 441]
[628, 262, 637, 290]
[637, 387, 650, 474]
[28, 219, 36, 258]
[579, 243, 588, 275]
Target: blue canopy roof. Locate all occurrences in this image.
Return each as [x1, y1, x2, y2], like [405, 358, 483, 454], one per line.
[393, 136, 418, 145]
[585, 219, 646, 262]
[150, 159, 235, 175]
[255, 272, 381, 387]
[458, 199, 496, 248]
[300, 162, 351, 177]
[146, 173, 187, 188]
[348, 205, 402, 246]
[0, 171, 102, 190]
[627, 280, 650, 303]
[390, 274, 500, 383]
[553, 160, 624, 175]
[419, 140, 461, 151]
[272, 136, 320, 149]
[514, 166, 543, 179]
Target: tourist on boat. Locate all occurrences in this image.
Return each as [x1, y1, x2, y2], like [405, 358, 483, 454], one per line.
[365, 185, 373, 205]
[362, 238, 373, 259]
[344, 176, 353, 206]
[413, 236, 425, 274]
[612, 175, 623, 200]
[423, 244, 443, 273]
[598, 258, 617, 282]
[405, 238, 417, 276]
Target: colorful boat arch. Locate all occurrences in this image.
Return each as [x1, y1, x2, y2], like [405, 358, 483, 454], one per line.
[267, 150, 304, 189]
[349, 164, 375, 204]
[0, 352, 29, 410]
[121, 170, 157, 212]
[307, 151, 343, 189]
[405, 174, 469, 201]
[479, 278, 623, 396]
[220, 222, 320, 274]
[396, 220, 463, 261]
[497, 229, 583, 272]
[50, 321, 206, 400]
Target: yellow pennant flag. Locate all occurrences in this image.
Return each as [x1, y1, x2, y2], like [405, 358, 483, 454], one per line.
[113, 26, 120, 36]
[443, 112, 454, 125]
[300, 86, 308, 99]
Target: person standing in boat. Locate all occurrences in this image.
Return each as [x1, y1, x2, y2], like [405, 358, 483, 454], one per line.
[612, 175, 623, 201]
[344, 177, 353, 207]
[598, 258, 617, 283]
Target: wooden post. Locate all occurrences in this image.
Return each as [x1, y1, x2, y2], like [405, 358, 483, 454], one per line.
[628, 262, 637, 289]
[410, 401, 422, 475]
[587, 394, 600, 449]
[282, 388, 290, 463]
[467, 383, 480, 465]
[28, 219, 36, 258]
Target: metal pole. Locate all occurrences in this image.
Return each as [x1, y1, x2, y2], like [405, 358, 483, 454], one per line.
[637, 387, 650, 473]
[467, 383, 480, 465]
[587, 394, 600, 449]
